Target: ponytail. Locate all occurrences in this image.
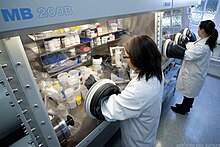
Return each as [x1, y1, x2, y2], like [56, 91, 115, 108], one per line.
[206, 29, 218, 52]
[199, 20, 219, 52]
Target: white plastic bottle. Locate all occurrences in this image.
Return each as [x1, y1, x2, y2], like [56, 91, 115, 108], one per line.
[57, 72, 69, 90]
[67, 75, 80, 91]
[69, 36, 75, 46]
[64, 37, 71, 48]
[74, 34, 80, 45]
[96, 37, 101, 46]
[93, 57, 102, 73]
[65, 88, 77, 110]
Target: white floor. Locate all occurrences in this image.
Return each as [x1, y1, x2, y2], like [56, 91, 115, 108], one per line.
[156, 75, 220, 147]
[105, 75, 220, 147]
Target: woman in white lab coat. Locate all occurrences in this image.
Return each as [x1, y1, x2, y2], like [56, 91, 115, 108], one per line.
[99, 35, 164, 147]
[171, 20, 219, 115]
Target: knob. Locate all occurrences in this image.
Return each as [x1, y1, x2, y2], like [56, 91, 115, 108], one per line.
[28, 140, 33, 144]
[7, 77, 13, 81]
[1, 64, 7, 68]
[0, 80, 4, 85]
[22, 109, 28, 114]
[31, 128, 36, 132]
[17, 99, 23, 104]
[12, 88, 18, 92]
[5, 91, 9, 96]
[27, 119, 32, 123]
[65, 115, 75, 126]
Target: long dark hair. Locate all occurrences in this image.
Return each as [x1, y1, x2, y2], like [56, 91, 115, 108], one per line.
[199, 20, 218, 51]
[125, 35, 162, 83]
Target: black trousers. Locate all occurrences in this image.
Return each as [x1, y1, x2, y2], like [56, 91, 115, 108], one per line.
[180, 96, 194, 110]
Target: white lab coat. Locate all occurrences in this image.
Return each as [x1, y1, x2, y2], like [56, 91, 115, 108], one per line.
[176, 37, 211, 98]
[101, 74, 164, 147]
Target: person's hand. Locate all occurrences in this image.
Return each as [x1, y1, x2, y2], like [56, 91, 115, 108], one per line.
[84, 74, 97, 90]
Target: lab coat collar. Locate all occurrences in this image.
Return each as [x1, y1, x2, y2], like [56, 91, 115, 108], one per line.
[194, 36, 209, 45]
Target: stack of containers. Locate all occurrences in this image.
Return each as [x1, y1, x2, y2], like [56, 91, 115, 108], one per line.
[44, 39, 62, 52]
[57, 72, 69, 90]
[56, 68, 87, 111]
[64, 88, 77, 110]
[67, 70, 81, 108]
[67, 74, 80, 91]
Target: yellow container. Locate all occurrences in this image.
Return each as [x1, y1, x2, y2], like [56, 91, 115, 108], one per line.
[75, 96, 82, 105]
[53, 29, 64, 34]
[69, 26, 81, 31]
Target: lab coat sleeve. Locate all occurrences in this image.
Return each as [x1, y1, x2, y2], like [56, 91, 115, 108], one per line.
[184, 45, 204, 61]
[185, 42, 194, 49]
[101, 82, 144, 121]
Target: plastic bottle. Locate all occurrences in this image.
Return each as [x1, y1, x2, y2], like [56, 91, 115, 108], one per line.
[75, 96, 82, 105]
[48, 83, 65, 103]
[65, 88, 77, 109]
[74, 34, 80, 45]
[68, 69, 79, 77]
[69, 48, 76, 56]
[90, 30, 96, 38]
[101, 36, 108, 44]
[57, 72, 69, 90]
[69, 36, 75, 46]
[90, 39, 95, 48]
[80, 54, 87, 62]
[110, 23, 118, 32]
[92, 57, 102, 73]
[67, 75, 80, 91]
[95, 37, 101, 46]
[53, 38, 61, 50]
[64, 37, 71, 48]
[86, 29, 91, 38]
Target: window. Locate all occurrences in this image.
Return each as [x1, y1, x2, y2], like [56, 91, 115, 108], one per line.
[190, 0, 219, 29]
[162, 9, 182, 28]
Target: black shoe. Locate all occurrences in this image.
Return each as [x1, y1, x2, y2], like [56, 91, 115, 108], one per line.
[171, 106, 189, 115]
[175, 103, 192, 108]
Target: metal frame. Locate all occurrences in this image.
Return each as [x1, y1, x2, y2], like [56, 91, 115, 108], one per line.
[0, 37, 60, 147]
[155, 12, 163, 51]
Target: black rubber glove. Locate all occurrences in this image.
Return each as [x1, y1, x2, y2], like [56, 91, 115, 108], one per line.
[176, 34, 189, 48]
[85, 74, 97, 90]
[167, 44, 186, 59]
[180, 28, 197, 42]
[163, 39, 186, 60]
